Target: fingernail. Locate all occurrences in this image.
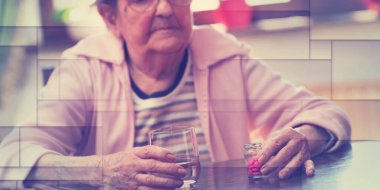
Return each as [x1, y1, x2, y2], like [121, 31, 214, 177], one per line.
[279, 170, 287, 179]
[167, 153, 176, 161]
[261, 167, 267, 174]
[306, 168, 314, 176]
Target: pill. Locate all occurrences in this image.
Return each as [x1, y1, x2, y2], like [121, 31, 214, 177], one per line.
[253, 161, 262, 168]
[252, 171, 262, 175]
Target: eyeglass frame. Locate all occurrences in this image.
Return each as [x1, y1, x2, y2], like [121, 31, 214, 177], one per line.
[126, 0, 192, 12]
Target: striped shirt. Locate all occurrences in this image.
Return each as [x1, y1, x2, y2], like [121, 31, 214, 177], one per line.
[131, 52, 211, 162]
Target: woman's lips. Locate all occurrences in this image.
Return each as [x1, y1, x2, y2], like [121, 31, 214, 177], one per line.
[152, 26, 180, 32]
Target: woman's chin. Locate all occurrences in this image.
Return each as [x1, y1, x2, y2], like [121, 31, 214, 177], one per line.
[148, 33, 189, 54]
[151, 40, 187, 54]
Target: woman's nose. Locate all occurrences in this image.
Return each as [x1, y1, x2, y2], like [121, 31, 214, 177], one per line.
[155, 0, 174, 17]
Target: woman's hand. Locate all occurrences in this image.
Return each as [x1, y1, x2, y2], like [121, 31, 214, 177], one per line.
[101, 145, 187, 190]
[258, 127, 315, 179]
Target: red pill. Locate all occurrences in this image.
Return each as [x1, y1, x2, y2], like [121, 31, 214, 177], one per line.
[252, 171, 262, 175]
[253, 161, 262, 168]
[247, 157, 264, 176]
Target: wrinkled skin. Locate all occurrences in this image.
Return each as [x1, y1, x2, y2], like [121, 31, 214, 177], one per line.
[101, 145, 187, 190]
[259, 127, 315, 179]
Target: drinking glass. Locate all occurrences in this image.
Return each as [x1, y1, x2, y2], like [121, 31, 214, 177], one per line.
[149, 126, 200, 188]
[244, 143, 268, 180]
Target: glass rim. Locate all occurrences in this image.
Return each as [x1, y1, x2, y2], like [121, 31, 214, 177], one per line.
[149, 126, 195, 135]
[244, 142, 263, 148]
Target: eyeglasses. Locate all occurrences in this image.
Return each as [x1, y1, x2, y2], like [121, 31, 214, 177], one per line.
[127, 0, 191, 12]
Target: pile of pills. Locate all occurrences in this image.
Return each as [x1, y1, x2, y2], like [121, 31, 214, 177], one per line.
[247, 157, 262, 176]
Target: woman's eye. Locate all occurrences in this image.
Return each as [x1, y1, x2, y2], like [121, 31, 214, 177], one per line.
[129, 0, 149, 4]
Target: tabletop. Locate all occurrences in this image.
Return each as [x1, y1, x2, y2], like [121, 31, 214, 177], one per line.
[2, 141, 379, 189]
[195, 141, 380, 190]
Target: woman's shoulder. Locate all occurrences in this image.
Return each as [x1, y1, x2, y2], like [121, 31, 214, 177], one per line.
[190, 26, 252, 68]
[61, 31, 125, 65]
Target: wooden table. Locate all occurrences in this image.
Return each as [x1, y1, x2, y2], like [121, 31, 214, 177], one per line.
[195, 141, 380, 190]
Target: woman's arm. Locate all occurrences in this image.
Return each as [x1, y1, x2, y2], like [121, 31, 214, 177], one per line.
[242, 57, 351, 179]
[0, 60, 92, 186]
[243, 58, 351, 152]
[25, 154, 103, 188]
[26, 146, 187, 189]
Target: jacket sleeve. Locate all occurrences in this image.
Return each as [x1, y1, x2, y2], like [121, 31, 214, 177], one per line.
[0, 58, 93, 184]
[243, 56, 351, 152]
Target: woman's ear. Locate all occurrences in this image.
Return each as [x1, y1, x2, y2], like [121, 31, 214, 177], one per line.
[97, 4, 122, 38]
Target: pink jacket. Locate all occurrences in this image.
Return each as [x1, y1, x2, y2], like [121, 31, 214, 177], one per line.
[0, 27, 351, 181]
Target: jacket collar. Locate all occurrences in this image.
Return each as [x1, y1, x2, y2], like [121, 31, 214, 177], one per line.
[62, 26, 250, 69]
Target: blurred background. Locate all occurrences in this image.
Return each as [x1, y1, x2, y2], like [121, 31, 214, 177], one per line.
[0, 0, 380, 142]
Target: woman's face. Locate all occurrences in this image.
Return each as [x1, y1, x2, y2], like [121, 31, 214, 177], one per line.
[114, 0, 193, 55]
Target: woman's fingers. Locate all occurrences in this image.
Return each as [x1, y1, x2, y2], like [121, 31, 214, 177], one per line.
[134, 173, 183, 188]
[138, 159, 187, 177]
[278, 152, 304, 179]
[277, 143, 312, 179]
[304, 159, 315, 177]
[257, 128, 314, 179]
[134, 145, 175, 162]
[137, 186, 176, 190]
[258, 135, 289, 164]
[260, 140, 302, 175]
[102, 146, 187, 189]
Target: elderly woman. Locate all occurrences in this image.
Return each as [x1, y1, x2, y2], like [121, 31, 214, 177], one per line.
[0, 0, 350, 189]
